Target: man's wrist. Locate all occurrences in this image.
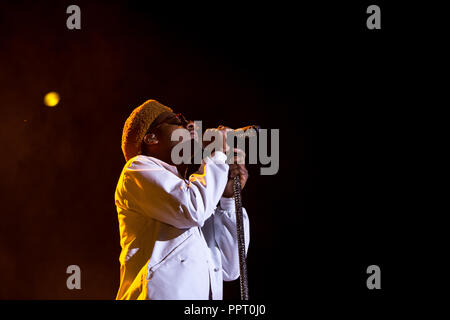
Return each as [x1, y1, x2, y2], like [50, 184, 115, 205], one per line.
[219, 197, 236, 211]
[206, 151, 227, 164]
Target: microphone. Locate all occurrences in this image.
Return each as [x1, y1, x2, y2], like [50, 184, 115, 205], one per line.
[232, 125, 260, 139]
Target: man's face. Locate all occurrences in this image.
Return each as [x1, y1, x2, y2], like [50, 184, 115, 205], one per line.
[152, 112, 196, 142]
[144, 112, 199, 162]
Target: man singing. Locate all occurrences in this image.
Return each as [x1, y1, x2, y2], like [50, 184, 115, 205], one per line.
[115, 99, 250, 299]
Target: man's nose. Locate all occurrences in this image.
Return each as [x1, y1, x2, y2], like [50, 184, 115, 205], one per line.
[186, 121, 197, 131]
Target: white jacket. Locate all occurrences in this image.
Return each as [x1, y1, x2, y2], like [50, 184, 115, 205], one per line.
[114, 151, 250, 300]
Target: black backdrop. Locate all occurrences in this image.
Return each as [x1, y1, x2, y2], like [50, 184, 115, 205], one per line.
[0, 0, 439, 306]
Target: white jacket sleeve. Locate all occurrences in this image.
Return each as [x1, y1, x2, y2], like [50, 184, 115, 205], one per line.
[116, 152, 229, 229]
[214, 197, 250, 281]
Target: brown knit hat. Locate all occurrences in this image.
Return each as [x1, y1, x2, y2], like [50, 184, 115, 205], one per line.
[121, 99, 173, 161]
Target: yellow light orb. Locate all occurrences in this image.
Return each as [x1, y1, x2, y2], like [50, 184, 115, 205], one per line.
[44, 92, 60, 107]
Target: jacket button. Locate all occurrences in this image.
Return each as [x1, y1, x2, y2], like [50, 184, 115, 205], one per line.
[214, 267, 219, 272]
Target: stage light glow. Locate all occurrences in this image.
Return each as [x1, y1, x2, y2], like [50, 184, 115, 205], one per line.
[44, 92, 60, 107]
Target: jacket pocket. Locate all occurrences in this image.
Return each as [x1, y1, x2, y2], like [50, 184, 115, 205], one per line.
[143, 228, 210, 300]
[146, 228, 195, 279]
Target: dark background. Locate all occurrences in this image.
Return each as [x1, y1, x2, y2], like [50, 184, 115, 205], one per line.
[0, 0, 441, 306]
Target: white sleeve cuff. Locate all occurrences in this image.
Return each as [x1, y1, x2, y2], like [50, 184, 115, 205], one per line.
[219, 197, 236, 212]
[206, 151, 227, 164]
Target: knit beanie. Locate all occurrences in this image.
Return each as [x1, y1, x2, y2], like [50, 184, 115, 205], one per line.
[121, 99, 173, 161]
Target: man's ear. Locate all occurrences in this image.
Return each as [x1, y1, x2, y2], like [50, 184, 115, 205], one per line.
[143, 133, 158, 145]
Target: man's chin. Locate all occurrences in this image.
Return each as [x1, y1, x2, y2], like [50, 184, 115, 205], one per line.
[190, 131, 199, 142]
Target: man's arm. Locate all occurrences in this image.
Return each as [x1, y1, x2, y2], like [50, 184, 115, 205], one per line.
[115, 152, 229, 229]
[214, 197, 250, 281]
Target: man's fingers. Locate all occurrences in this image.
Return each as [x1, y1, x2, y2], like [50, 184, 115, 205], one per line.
[228, 167, 240, 179]
[231, 148, 246, 164]
[204, 126, 233, 153]
[229, 165, 248, 178]
[239, 166, 248, 177]
[240, 175, 247, 186]
[233, 148, 246, 157]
